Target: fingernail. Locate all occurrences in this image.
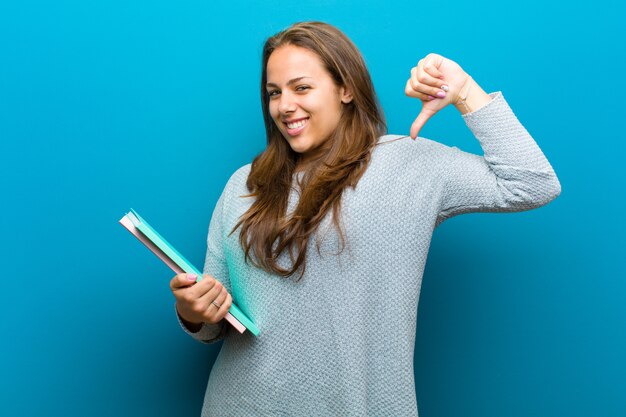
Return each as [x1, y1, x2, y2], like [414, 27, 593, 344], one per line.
[187, 273, 197, 281]
[441, 85, 449, 92]
[427, 95, 434, 100]
[437, 91, 446, 98]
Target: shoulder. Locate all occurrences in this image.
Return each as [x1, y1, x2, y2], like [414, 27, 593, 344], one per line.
[230, 163, 252, 182]
[221, 163, 252, 196]
[377, 133, 457, 151]
[356, 134, 460, 184]
[374, 134, 459, 166]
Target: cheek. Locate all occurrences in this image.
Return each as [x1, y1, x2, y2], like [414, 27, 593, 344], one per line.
[268, 104, 280, 123]
[315, 102, 337, 125]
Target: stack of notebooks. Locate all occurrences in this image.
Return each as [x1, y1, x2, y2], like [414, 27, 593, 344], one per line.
[119, 208, 259, 336]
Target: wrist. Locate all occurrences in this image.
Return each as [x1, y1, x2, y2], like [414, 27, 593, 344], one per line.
[176, 304, 203, 332]
[453, 76, 492, 115]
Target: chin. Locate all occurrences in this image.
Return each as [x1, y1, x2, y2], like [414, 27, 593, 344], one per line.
[285, 136, 312, 153]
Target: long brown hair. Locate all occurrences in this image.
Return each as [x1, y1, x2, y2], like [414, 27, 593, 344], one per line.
[231, 21, 387, 281]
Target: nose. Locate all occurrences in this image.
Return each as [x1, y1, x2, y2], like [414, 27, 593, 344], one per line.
[277, 91, 297, 114]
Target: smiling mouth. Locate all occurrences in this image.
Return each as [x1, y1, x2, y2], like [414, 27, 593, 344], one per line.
[285, 118, 309, 136]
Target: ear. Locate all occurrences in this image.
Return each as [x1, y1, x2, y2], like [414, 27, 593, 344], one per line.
[340, 86, 353, 104]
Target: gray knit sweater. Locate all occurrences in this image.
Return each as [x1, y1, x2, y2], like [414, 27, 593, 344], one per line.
[176, 91, 561, 416]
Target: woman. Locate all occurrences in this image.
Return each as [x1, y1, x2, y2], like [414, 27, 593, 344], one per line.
[169, 21, 561, 417]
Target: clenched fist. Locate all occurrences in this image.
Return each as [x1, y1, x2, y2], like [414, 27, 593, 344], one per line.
[405, 53, 471, 139]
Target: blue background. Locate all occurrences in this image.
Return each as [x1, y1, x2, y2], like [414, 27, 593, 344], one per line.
[2, 1, 624, 416]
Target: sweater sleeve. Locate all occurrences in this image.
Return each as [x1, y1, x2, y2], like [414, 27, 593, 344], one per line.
[436, 91, 561, 227]
[176, 185, 231, 344]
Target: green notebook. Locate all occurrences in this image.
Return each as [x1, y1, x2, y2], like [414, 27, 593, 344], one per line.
[122, 208, 259, 336]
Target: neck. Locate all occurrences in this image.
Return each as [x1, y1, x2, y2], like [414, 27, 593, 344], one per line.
[295, 140, 333, 172]
[295, 152, 321, 173]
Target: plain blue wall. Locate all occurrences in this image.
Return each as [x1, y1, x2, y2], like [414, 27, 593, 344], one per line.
[2, 1, 624, 416]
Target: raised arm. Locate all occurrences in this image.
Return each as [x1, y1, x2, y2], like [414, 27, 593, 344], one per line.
[436, 86, 561, 226]
[404, 53, 561, 228]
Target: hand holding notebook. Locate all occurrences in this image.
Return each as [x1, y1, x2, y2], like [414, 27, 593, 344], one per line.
[119, 208, 260, 336]
[170, 271, 233, 330]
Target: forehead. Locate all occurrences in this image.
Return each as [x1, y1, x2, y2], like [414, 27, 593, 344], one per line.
[266, 44, 327, 83]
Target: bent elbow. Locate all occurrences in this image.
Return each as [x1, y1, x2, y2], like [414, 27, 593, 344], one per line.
[498, 170, 562, 210]
[548, 174, 562, 201]
[532, 174, 561, 207]
[530, 172, 562, 207]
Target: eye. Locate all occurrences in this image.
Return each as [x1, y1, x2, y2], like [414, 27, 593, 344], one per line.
[267, 85, 310, 98]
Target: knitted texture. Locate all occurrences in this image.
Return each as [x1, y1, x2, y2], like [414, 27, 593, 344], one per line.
[176, 91, 561, 416]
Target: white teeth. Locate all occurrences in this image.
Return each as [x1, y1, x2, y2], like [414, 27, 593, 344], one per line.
[287, 119, 307, 129]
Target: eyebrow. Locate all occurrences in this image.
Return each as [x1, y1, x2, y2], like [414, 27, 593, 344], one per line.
[266, 76, 313, 88]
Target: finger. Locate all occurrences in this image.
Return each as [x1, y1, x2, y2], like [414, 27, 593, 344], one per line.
[203, 286, 230, 322]
[411, 66, 445, 98]
[170, 273, 199, 291]
[414, 63, 441, 86]
[410, 108, 436, 140]
[210, 290, 232, 322]
[210, 286, 228, 312]
[414, 63, 447, 96]
[410, 67, 440, 97]
[216, 292, 233, 320]
[201, 277, 223, 303]
[422, 55, 445, 79]
[187, 274, 220, 299]
[185, 279, 222, 320]
[405, 77, 432, 101]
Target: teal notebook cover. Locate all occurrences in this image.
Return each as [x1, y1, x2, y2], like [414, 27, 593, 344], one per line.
[128, 208, 260, 336]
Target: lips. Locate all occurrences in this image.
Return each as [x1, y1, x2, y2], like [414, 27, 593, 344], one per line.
[283, 117, 309, 125]
[285, 117, 308, 136]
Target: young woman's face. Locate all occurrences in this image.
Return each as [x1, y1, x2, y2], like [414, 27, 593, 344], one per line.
[266, 44, 352, 166]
